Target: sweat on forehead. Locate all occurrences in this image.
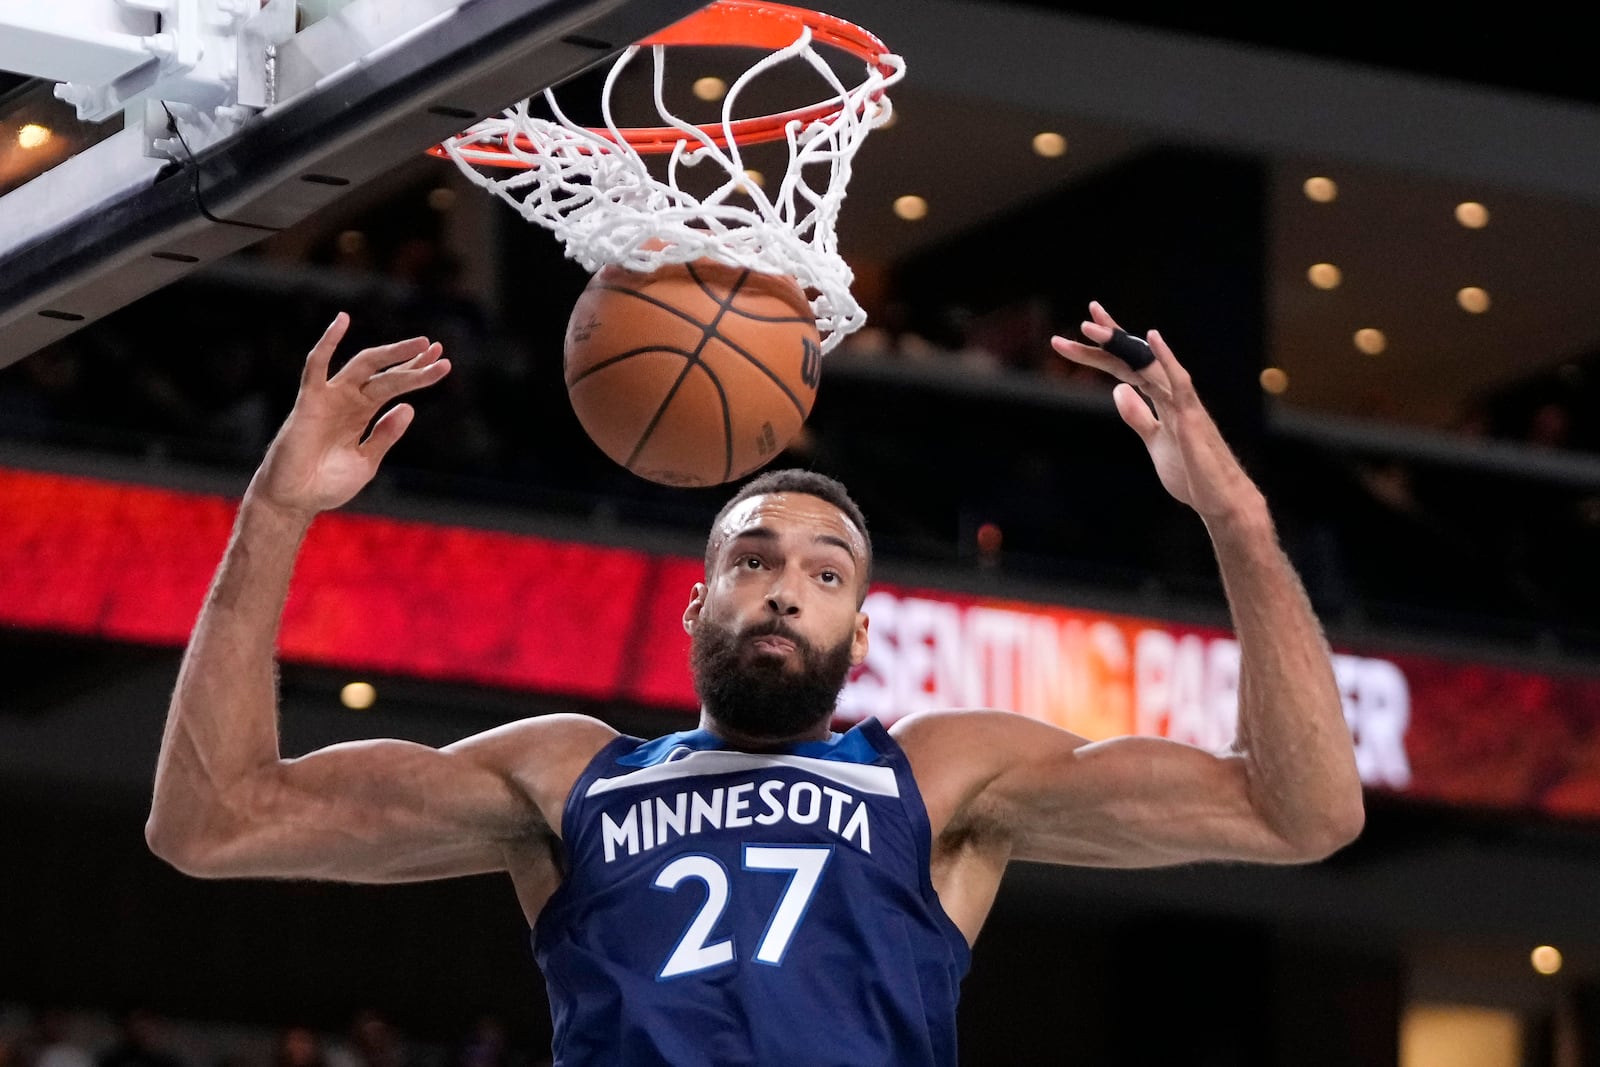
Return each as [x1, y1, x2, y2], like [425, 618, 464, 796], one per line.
[703, 469, 873, 584]
[714, 495, 862, 553]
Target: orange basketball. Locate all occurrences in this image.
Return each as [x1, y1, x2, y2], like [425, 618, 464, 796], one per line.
[563, 259, 823, 487]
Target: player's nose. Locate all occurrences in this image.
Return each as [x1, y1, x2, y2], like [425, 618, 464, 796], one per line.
[764, 593, 801, 616]
[764, 574, 802, 616]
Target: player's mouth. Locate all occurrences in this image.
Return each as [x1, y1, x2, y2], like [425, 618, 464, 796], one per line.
[749, 635, 797, 655]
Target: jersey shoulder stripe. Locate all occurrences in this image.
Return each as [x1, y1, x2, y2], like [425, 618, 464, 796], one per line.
[585, 749, 899, 798]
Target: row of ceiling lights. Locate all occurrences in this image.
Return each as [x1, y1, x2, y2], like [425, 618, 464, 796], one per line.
[23, 101, 1071, 229]
[890, 131, 1068, 223]
[1258, 176, 1495, 396]
[697, 75, 1071, 224]
[872, 158, 1502, 399]
[47, 74, 1492, 402]
[1303, 174, 1493, 350]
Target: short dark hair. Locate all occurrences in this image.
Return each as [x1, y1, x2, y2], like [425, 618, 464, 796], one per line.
[705, 468, 873, 599]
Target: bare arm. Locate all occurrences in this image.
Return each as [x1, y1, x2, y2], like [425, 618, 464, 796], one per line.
[906, 304, 1363, 877]
[146, 315, 615, 882]
[911, 705, 1352, 871]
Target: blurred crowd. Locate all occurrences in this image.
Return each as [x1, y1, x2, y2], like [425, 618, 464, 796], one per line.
[0, 1006, 545, 1067]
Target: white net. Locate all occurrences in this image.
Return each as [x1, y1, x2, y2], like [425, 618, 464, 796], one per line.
[437, 24, 905, 353]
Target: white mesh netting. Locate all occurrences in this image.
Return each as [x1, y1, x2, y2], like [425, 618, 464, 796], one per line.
[437, 25, 905, 353]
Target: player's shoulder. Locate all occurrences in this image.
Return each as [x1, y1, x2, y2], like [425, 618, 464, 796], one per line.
[888, 707, 1025, 748]
[446, 713, 623, 824]
[889, 708, 1093, 779]
[888, 708, 1018, 777]
[446, 712, 620, 770]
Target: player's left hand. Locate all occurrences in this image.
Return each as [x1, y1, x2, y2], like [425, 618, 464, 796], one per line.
[1051, 301, 1265, 527]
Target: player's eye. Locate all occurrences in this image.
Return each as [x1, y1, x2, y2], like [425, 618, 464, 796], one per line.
[739, 555, 764, 570]
[819, 570, 840, 585]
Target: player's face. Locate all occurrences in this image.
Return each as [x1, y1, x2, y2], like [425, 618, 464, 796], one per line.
[685, 493, 870, 740]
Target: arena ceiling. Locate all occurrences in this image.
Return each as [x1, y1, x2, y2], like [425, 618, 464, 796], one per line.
[5, 2, 1600, 433]
[821, 1, 1600, 430]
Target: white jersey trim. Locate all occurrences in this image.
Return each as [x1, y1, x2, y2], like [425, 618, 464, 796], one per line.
[586, 750, 899, 798]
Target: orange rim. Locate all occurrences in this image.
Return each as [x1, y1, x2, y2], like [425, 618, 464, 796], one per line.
[429, 0, 896, 164]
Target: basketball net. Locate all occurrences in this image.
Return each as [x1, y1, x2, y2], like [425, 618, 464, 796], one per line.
[435, 4, 905, 354]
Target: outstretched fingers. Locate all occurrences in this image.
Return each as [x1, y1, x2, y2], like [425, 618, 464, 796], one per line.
[361, 344, 451, 405]
[1144, 329, 1195, 403]
[1049, 335, 1168, 398]
[341, 335, 436, 383]
[1050, 334, 1133, 380]
[360, 402, 417, 463]
[1112, 382, 1160, 444]
[301, 312, 351, 387]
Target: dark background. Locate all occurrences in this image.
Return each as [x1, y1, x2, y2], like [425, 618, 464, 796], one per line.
[6, 2, 1600, 1065]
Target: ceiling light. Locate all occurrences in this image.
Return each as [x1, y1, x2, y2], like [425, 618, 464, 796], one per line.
[17, 123, 51, 150]
[1259, 367, 1289, 394]
[1531, 946, 1562, 975]
[1457, 286, 1491, 313]
[1354, 328, 1386, 355]
[1302, 177, 1338, 203]
[693, 76, 727, 102]
[426, 187, 455, 211]
[1307, 263, 1342, 290]
[340, 682, 377, 710]
[336, 230, 366, 254]
[742, 168, 764, 188]
[1456, 201, 1490, 228]
[1031, 131, 1067, 158]
[893, 195, 927, 221]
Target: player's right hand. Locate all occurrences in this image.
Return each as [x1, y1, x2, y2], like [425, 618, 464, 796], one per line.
[247, 313, 450, 521]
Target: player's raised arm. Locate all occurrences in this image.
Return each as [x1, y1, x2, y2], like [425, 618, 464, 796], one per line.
[145, 315, 615, 884]
[900, 304, 1364, 878]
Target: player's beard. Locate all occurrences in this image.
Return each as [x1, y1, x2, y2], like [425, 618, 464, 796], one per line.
[690, 616, 855, 741]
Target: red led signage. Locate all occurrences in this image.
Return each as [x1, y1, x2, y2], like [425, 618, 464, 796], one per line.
[4, 466, 1599, 823]
[0, 467, 700, 706]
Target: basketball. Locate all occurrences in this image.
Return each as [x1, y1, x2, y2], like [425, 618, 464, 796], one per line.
[563, 258, 823, 487]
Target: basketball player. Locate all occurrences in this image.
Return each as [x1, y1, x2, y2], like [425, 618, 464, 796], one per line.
[147, 301, 1364, 1065]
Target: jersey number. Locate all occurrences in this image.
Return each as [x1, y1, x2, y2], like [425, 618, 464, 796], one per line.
[651, 845, 832, 979]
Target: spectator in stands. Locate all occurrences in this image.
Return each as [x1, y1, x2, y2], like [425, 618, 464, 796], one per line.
[271, 1027, 326, 1067]
[325, 1011, 407, 1067]
[1525, 399, 1574, 450]
[95, 1011, 182, 1067]
[451, 1017, 517, 1067]
[31, 1009, 92, 1067]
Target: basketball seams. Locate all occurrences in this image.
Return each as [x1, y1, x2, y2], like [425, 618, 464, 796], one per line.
[623, 359, 702, 470]
[567, 260, 819, 485]
[690, 360, 736, 482]
[704, 331, 810, 417]
[686, 260, 813, 324]
[717, 308, 814, 325]
[622, 271, 750, 474]
[588, 284, 724, 333]
[694, 269, 812, 419]
[585, 284, 811, 420]
[596, 282, 812, 327]
[566, 345, 700, 389]
[685, 260, 729, 305]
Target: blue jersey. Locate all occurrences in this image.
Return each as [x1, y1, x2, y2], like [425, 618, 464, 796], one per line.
[533, 718, 971, 1066]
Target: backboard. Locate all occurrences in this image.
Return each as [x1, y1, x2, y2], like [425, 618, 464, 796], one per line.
[0, 0, 707, 370]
